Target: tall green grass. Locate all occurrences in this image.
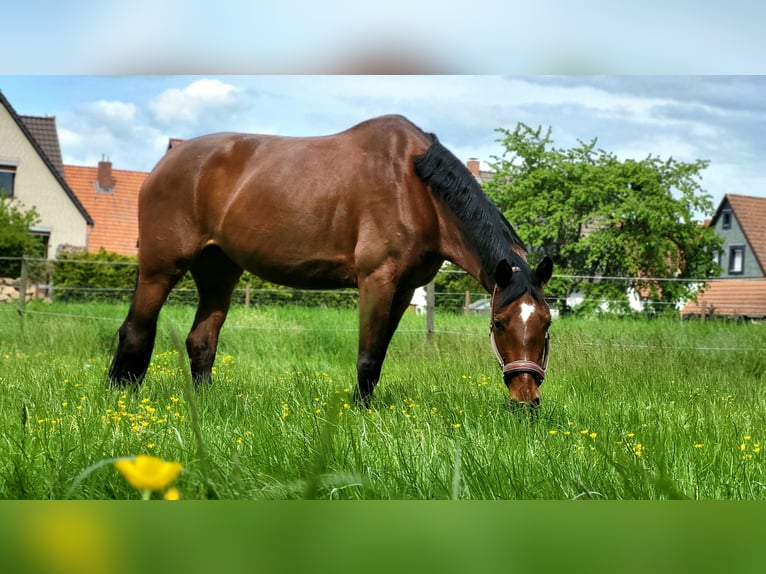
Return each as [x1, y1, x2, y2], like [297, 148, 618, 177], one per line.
[1, 301, 764, 499]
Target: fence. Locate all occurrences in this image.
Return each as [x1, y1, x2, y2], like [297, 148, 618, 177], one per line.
[3, 255, 765, 323]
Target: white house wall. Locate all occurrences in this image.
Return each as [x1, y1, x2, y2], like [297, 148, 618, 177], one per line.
[0, 107, 88, 257]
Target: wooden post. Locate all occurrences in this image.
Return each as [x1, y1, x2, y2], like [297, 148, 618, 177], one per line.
[464, 290, 471, 315]
[17, 256, 28, 317]
[245, 284, 251, 307]
[426, 280, 435, 341]
[701, 300, 706, 321]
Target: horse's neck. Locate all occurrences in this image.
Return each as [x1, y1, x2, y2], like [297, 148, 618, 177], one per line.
[437, 213, 526, 293]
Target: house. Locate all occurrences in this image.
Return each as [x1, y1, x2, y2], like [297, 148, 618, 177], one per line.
[64, 160, 147, 256]
[466, 158, 494, 184]
[680, 194, 766, 319]
[0, 90, 93, 259]
[64, 137, 191, 257]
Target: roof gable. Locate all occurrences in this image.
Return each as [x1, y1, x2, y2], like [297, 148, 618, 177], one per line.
[20, 115, 65, 179]
[0, 90, 93, 225]
[718, 194, 766, 273]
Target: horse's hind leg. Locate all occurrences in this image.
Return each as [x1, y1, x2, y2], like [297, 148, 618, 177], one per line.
[186, 246, 243, 386]
[109, 271, 180, 387]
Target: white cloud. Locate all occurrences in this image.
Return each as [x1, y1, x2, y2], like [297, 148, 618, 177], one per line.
[149, 79, 249, 126]
[87, 100, 136, 121]
[57, 127, 83, 147]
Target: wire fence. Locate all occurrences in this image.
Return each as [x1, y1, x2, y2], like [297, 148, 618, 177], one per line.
[2, 255, 766, 319]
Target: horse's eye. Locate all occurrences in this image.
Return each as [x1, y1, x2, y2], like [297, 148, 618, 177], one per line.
[492, 318, 505, 332]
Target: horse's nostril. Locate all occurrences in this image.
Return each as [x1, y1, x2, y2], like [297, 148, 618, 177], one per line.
[530, 396, 541, 408]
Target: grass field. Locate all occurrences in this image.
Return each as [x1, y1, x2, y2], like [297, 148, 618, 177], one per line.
[1, 301, 764, 500]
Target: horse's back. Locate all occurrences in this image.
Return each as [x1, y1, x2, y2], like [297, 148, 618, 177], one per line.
[137, 115, 440, 289]
[142, 114, 430, 202]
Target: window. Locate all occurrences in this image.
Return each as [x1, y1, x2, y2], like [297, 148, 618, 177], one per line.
[0, 165, 16, 198]
[729, 245, 745, 274]
[30, 228, 51, 259]
[722, 211, 732, 230]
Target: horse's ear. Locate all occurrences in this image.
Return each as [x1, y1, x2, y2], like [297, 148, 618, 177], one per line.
[533, 256, 553, 289]
[495, 259, 513, 289]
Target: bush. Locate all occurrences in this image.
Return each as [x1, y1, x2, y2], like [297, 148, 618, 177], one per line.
[433, 263, 484, 313]
[52, 249, 138, 302]
[50, 249, 359, 308]
[0, 198, 43, 278]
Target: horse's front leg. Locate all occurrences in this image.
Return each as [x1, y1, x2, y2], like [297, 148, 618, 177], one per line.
[355, 275, 415, 407]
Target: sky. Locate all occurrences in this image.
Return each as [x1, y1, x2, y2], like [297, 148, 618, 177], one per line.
[2, 75, 765, 214]
[3, 2, 766, 216]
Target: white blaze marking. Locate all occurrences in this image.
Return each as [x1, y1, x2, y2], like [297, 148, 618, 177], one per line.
[519, 302, 536, 324]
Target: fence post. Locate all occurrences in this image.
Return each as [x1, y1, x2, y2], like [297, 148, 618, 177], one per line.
[245, 284, 251, 307]
[17, 256, 28, 317]
[464, 290, 471, 315]
[426, 280, 435, 341]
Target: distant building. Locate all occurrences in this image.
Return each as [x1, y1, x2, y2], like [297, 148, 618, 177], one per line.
[64, 160, 147, 256]
[0, 90, 92, 259]
[680, 194, 766, 319]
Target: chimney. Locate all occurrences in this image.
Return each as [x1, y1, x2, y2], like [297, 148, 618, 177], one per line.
[467, 158, 480, 179]
[97, 155, 114, 190]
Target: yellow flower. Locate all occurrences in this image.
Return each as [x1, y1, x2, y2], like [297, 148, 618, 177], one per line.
[549, 430, 558, 435]
[694, 443, 704, 449]
[163, 487, 181, 500]
[589, 432, 597, 439]
[453, 423, 462, 429]
[114, 455, 183, 491]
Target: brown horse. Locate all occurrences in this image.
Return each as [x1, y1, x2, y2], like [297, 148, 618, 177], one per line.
[109, 115, 553, 406]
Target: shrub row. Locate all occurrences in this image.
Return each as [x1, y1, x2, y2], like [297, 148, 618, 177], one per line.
[43, 250, 362, 308]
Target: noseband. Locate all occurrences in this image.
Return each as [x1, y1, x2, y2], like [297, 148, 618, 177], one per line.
[489, 283, 550, 384]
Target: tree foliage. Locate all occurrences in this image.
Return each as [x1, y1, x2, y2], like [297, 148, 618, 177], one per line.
[433, 263, 484, 312]
[0, 197, 43, 277]
[483, 123, 723, 313]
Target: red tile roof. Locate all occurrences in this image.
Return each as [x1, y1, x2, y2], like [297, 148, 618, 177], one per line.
[724, 194, 766, 274]
[64, 163, 147, 256]
[167, 138, 185, 151]
[680, 278, 766, 318]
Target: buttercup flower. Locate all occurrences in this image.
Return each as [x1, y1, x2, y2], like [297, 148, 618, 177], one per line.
[115, 455, 183, 492]
[163, 487, 181, 500]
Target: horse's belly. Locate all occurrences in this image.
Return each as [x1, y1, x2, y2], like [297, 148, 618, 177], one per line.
[217, 230, 357, 289]
[245, 256, 357, 289]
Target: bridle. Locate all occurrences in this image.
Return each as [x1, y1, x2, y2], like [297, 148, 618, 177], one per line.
[489, 282, 550, 385]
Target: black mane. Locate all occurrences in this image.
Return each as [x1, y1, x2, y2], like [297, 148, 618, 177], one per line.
[413, 132, 532, 291]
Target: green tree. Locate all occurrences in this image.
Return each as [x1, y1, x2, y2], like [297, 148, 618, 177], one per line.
[433, 263, 484, 312]
[484, 123, 723, 314]
[0, 197, 43, 277]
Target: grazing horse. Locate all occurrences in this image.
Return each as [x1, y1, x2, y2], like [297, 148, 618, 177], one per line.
[109, 115, 553, 406]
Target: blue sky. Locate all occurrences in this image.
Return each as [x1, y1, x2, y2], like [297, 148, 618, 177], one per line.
[2, 75, 765, 213]
[5, 1, 766, 75]
[3, 3, 766, 213]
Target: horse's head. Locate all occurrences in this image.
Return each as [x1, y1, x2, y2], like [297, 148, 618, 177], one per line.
[490, 256, 553, 407]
